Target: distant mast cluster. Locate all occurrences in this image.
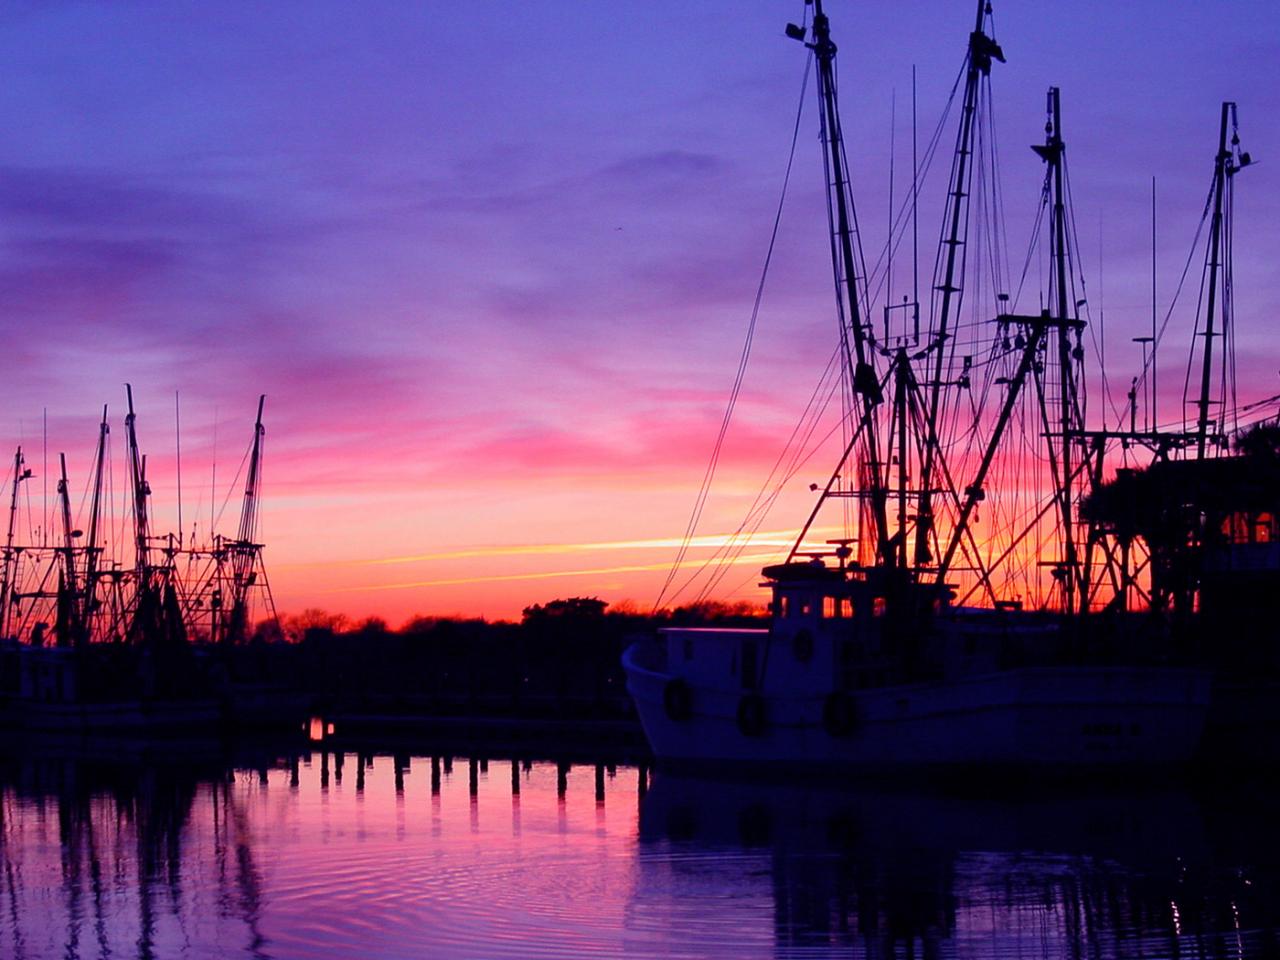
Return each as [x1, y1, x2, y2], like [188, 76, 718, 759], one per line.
[0, 390, 275, 649]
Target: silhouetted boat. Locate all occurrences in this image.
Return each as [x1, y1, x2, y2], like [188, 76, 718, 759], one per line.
[0, 389, 298, 734]
[624, 0, 1224, 771]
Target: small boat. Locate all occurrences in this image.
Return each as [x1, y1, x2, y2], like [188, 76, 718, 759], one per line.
[625, 0, 1224, 771]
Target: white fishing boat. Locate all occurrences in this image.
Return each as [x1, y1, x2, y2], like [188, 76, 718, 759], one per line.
[625, 0, 1223, 770]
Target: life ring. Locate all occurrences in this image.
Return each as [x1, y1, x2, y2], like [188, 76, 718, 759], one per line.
[792, 628, 814, 663]
[822, 691, 857, 737]
[737, 693, 767, 737]
[663, 678, 692, 722]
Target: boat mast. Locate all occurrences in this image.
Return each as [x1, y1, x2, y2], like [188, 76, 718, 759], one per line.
[55, 453, 83, 647]
[125, 384, 164, 646]
[1195, 102, 1238, 459]
[0, 448, 30, 641]
[224, 395, 267, 644]
[940, 88, 1085, 606]
[1042, 87, 1081, 612]
[801, 0, 892, 566]
[915, 0, 1003, 568]
[125, 385, 150, 585]
[83, 407, 109, 638]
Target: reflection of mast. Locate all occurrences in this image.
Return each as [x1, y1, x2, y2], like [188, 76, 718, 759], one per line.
[0, 448, 31, 641]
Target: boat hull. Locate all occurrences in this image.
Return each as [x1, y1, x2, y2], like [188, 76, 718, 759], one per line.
[623, 642, 1210, 770]
[0, 697, 222, 735]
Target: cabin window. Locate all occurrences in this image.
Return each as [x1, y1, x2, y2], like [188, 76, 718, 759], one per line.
[741, 641, 758, 690]
[1256, 513, 1274, 544]
[800, 601, 813, 617]
[1224, 512, 1248, 544]
[821, 597, 853, 618]
[1223, 511, 1277, 545]
[779, 595, 790, 618]
[873, 597, 886, 617]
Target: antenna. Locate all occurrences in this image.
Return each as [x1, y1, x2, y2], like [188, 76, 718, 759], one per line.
[42, 408, 48, 549]
[911, 64, 919, 337]
[175, 391, 183, 550]
[887, 86, 895, 342]
[211, 407, 218, 539]
[1151, 176, 1158, 431]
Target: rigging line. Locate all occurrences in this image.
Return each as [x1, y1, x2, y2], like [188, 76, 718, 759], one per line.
[1180, 193, 1217, 435]
[700, 350, 887, 599]
[1118, 178, 1213, 432]
[712, 390, 855, 601]
[956, 454, 1092, 607]
[1237, 392, 1280, 414]
[692, 357, 847, 603]
[1061, 160, 1094, 432]
[863, 61, 963, 313]
[212, 443, 253, 535]
[1010, 189, 1048, 314]
[653, 53, 813, 612]
[678, 345, 844, 606]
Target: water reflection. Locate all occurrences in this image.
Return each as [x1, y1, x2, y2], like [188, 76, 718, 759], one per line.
[0, 744, 1276, 958]
[0, 747, 269, 960]
[638, 774, 1280, 958]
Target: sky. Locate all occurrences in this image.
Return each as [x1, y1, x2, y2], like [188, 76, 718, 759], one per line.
[0, 0, 1276, 624]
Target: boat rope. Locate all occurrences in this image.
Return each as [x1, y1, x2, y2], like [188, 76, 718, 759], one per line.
[652, 53, 814, 613]
[688, 352, 850, 605]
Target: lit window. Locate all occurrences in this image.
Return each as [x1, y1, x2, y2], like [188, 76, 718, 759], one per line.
[1257, 512, 1274, 544]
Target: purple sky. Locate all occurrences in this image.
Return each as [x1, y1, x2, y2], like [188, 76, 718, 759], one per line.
[0, 1, 1276, 621]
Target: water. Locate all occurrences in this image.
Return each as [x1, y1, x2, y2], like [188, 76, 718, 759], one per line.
[1, 744, 1277, 959]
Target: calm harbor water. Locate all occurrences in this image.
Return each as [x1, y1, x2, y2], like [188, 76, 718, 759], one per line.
[1, 743, 1277, 959]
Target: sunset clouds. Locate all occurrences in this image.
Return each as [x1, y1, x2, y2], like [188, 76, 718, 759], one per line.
[0, 1, 1275, 621]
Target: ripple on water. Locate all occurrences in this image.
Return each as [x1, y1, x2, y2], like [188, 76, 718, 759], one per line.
[4, 754, 1280, 960]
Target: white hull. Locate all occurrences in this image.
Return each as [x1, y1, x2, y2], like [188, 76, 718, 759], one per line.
[624, 642, 1210, 769]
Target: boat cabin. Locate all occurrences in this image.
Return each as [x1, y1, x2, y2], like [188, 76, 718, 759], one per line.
[659, 559, 955, 695]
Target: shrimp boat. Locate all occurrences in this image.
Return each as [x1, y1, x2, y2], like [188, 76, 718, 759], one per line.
[0, 388, 284, 734]
[623, 0, 1232, 770]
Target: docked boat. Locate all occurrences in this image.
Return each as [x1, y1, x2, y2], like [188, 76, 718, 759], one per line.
[623, 0, 1240, 770]
[0, 389, 294, 734]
